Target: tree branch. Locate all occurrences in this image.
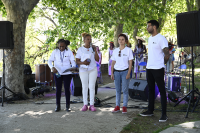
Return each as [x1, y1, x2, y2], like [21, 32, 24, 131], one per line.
[126, 0, 137, 13]
[42, 7, 60, 13]
[33, 37, 45, 44]
[43, 15, 57, 27]
[38, 7, 58, 27]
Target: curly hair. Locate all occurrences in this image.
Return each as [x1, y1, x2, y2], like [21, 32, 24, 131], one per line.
[82, 32, 91, 40]
[56, 39, 70, 50]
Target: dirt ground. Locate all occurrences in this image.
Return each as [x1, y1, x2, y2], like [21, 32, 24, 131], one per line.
[0, 80, 146, 133]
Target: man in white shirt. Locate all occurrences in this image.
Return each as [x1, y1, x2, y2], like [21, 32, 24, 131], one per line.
[140, 20, 170, 122]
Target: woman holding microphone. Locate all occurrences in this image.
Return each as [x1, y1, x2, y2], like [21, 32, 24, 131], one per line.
[76, 33, 99, 112]
[48, 39, 76, 112]
[111, 34, 133, 113]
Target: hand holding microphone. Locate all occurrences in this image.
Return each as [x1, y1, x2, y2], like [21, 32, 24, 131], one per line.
[83, 59, 90, 65]
[90, 43, 96, 52]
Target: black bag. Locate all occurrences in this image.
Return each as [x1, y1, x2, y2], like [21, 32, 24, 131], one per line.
[24, 64, 32, 75]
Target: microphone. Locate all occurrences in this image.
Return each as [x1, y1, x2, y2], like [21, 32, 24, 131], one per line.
[90, 43, 95, 52]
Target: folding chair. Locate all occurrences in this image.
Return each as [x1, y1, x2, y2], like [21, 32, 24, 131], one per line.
[137, 62, 147, 79]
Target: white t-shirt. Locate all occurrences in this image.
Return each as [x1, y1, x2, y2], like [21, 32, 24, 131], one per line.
[111, 47, 133, 70]
[146, 33, 168, 69]
[76, 46, 97, 72]
[48, 49, 76, 75]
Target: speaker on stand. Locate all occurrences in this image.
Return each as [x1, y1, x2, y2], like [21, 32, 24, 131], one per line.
[175, 9, 200, 118]
[0, 21, 15, 106]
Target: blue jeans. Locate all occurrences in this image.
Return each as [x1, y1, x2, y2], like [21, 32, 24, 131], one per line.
[114, 70, 130, 107]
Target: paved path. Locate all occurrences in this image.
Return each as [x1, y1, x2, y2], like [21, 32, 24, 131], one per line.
[0, 86, 147, 133]
[160, 121, 200, 133]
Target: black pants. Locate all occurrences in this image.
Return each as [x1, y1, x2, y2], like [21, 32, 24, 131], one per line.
[54, 74, 72, 106]
[146, 68, 166, 115]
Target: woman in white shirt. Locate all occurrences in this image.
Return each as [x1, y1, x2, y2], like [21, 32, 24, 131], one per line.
[134, 36, 147, 78]
[76, 33, 99, 112]
[48, 39, 76, 112]
[111, 34, 133, 113]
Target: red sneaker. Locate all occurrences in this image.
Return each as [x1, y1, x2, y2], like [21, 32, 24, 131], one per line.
[111, 106, 120, 113]
[122, 106, 127, 114]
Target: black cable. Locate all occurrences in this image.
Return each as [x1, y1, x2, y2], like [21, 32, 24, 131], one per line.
[96, 92, 123, 106]
[127, 106, 147, 109]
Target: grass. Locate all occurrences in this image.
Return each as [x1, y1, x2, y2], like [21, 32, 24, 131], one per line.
[152, 125, 173, 133]
[123, 124, 131, 131]
[121, 101, 200, 133]
[120, 65, 200, 133]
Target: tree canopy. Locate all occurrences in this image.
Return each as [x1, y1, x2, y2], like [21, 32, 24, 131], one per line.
[0, 0, 190, 71]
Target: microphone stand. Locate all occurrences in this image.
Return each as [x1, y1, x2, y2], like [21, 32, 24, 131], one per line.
[0, 49, 16, 106]
[136, 52, 138, 79]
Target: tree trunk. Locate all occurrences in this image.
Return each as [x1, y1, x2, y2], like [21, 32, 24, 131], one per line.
[158, 18, 166, 33]
[197, 0, 200, 9]
[157, 0, 167, 33]
[2, 0, 39, 95]
[133, 26, 138, 46]
[186, 0, 191, 11]
[114, 23, 123, 47]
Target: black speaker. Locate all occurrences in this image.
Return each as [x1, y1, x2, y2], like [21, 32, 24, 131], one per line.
[168, 91, 179, 103]
[0, 21, 14, 49]
[71, 76, 82, 96]
[70, 75, 98, 96]
[176, 10, 200, 47]
[128, 79, 159, 101]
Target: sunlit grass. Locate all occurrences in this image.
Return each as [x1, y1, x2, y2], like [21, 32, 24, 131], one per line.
[121, 68, 200, 133]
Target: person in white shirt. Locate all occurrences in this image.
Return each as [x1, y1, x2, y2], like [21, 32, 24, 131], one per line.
[140, 20, 170, 122]
[76, 33, 99, 112]
[111, 34, 133, 114]
[166, 42, 174, 73]
[48, 39, 76, 112]
[134, 36, 147, 78]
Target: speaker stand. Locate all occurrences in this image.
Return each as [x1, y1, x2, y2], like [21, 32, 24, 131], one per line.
[0, 49, 16, 107]
[174, 46, 200, 118]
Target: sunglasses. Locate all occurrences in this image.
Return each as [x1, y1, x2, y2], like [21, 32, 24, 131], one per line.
[118, 50, 121, 57]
